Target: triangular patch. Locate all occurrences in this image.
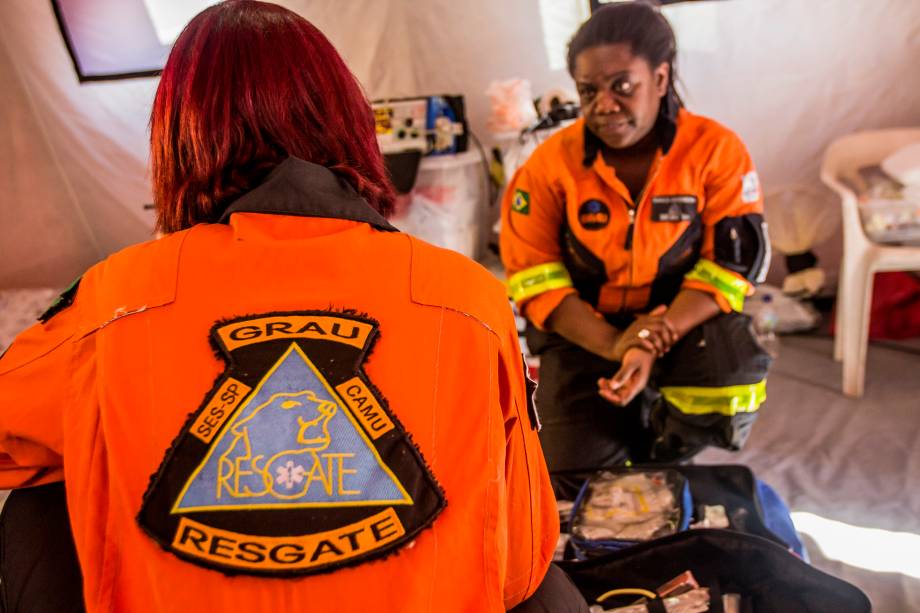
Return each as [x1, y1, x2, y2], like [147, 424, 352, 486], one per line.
[138, 311, 445, 577]
[173, 344, 411, 513]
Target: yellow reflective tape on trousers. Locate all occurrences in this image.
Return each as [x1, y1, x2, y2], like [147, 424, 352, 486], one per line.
[660, 380, 767, 416]
[507, 262, 573, 303]
[685, 259, 749, 312]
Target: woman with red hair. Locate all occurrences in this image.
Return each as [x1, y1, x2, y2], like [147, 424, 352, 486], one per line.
[0, 2, 579, 611]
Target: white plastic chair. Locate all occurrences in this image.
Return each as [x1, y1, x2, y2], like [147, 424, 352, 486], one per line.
[820, 129, 920, 397]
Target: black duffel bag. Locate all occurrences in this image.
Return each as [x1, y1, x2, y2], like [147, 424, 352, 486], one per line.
[554, 465, 871, 611]
[559, 528, 871, 612]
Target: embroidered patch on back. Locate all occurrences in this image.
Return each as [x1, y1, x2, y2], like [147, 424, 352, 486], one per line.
[138, 311, 445, 577]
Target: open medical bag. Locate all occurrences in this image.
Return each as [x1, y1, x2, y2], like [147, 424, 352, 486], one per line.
[559, 529, 870, 612]
[555, 465, 870, 611]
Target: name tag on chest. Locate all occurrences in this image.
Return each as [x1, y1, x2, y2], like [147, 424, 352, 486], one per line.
[651, 195, 698, 222]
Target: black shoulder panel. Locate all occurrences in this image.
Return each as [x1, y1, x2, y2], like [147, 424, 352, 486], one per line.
[38, 277, 82, 324]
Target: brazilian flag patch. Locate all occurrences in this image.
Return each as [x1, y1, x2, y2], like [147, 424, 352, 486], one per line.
[138, 310, 445, 577]
[511, 189, 531, 215]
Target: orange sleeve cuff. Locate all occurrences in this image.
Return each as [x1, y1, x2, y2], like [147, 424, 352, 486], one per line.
[521, 287, 578, 330]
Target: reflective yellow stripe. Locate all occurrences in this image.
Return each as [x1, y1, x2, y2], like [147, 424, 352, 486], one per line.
[660, 380, 767, 416]
[685, 260, 749, 312]
[507, 262, 573, 303]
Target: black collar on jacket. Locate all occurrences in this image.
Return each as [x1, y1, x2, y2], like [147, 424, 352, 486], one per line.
[219, 157, 397, 232]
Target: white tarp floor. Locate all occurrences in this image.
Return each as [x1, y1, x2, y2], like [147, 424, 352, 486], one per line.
[699, 334, 920, 613]
[2, 291, 920, 611]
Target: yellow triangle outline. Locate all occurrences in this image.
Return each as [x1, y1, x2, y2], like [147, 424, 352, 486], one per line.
[171, 343, 413, 514]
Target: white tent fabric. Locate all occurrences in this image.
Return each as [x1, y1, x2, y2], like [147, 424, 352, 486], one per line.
[763, 185, 839, 256]
[2, 0, 920, 289]
[0, 1, 156, 287]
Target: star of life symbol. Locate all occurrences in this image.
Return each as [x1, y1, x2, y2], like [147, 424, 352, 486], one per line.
[277, 460, 306, 490]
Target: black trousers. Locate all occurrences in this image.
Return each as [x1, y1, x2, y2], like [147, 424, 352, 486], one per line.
[529, 333, 655, 472]
[0, 483, 587, 612]
[527, 312, 772, 480]
[509, 563, 590, 612]
[0, 483, 84, 613]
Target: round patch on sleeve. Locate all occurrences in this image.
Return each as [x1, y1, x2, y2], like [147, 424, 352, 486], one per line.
[137, 310, 446, 577]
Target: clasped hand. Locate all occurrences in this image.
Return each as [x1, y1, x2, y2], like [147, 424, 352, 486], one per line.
[609, 304, 677, 361]
[600, 305, 678, 406]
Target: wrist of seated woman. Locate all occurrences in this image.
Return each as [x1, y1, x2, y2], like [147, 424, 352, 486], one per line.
[572, 303, 621, 360]
[604, 328, 629, 362]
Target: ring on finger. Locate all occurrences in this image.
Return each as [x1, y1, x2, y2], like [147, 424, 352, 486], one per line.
[637, 328, 651, 340]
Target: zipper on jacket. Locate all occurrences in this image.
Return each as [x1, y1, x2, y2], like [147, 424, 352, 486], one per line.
[624, 208, 636, 249]
[619, 161, 660, 312]
[624, 160, 660, 251]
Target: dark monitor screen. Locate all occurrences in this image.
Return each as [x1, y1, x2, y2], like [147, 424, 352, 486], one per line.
[51, 0, 218, 81]
[590, 0, 715, 10]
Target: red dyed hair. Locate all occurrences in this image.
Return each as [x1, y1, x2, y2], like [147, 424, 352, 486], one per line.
[150, 0, 394, 233]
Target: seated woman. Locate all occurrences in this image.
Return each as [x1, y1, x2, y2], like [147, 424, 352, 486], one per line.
[501, 3, 772, 478]
[0, 2, 583, 611]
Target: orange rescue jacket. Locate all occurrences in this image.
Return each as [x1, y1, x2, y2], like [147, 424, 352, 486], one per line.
[0, 158, 557, 612]
[501, 110, 768, 328]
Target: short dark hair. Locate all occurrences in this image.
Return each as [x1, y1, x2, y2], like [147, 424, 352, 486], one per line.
[567, 2, 682, 109]
[150, 0, 395, 234]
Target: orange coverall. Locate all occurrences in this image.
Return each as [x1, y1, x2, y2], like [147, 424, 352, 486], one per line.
[500, 110, 771, 468]
[501, 109, 768, 327]
[0, 158, 558, 612]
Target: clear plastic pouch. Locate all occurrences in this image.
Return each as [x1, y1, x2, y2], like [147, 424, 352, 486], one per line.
[569, 469, 692, 558]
